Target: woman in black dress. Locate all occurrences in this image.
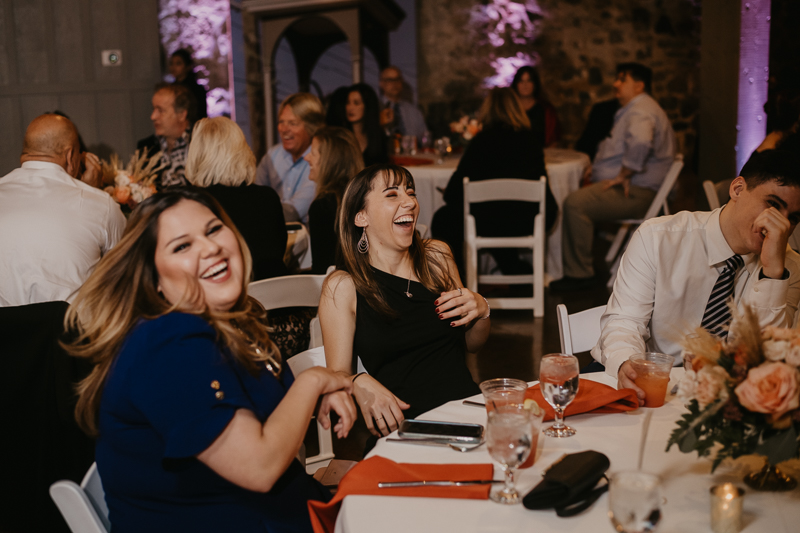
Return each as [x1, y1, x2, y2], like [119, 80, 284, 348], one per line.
[169, 48, 208, 121]
[185, 117, 288, 281]
[304, 127, 364, 274]
[511, 65, 560, 148]
[341, 83, 389, 167]
[431, 87, 558, 277]
[319, 164, 490, 436]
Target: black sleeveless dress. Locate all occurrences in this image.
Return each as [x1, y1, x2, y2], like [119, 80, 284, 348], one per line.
[354, 268, 480, 419]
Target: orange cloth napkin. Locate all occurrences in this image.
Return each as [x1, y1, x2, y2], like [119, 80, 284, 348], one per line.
[308, 456, 493, 533]
[526, 379, 639, 421]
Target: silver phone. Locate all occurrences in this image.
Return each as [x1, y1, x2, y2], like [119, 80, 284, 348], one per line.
[397, 419, 484, 443]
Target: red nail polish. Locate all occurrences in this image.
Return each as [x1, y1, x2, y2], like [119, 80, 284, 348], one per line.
[435, 307, 440, 313]
[450, 322, 456, 327]
[438, 314, 443, 319]
[434, 300, 439, 306]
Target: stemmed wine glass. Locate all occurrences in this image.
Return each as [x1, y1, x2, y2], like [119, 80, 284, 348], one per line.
[539, 353, 580, 438]
[486, 405, 532, 504]
[608, 471, 662, 533]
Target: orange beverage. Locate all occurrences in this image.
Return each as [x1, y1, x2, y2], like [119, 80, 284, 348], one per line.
[634, 372, 670, 407]
[629, 353, 673, 408]
[479, 378, 528, 414]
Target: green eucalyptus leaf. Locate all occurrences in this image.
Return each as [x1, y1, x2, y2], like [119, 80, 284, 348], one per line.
[679, 430, 698, 453]
[755, 426, 799, 465]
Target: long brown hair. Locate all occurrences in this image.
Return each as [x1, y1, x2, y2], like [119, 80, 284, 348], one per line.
[478, 87, 531, 131]
[336, 164, 457, 317]
[312, 126, 364, 207]
[64, 188, 278, 436]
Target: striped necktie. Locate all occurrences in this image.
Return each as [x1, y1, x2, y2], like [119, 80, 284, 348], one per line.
[701, 255, 745, 338]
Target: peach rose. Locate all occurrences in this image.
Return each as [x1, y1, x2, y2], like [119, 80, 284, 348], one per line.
[734, 362, 800, 417]
[695, 366, 730, 409]
[114, 185, 131, 204]
[763, 339, 789, 362]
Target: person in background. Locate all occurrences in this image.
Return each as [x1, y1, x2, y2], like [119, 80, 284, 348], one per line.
[137, 83, 195, 188]
[185, 117, 288, 281]
[324, 86, 351, 129]
[511, 65, 560, 148]
[551, 62, 675, 292]
[0, 114, 125, 306]
[344, 83, 389, 167]
[255, 93, 325, 224]
[65, 188, 356, 532]
[319, 164, 489, 438]
[378, 66, 427, 141]
[169, 48, 208, 121]
[431, 87, 557, 277]
[574, 98, 620, 162]
[304, 126, 364, 274]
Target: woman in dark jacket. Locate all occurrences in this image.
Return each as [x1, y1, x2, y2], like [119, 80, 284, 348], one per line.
[431, 87, 557, 276]
[511, 65, 560, 148]
[169, 48, 208, 121]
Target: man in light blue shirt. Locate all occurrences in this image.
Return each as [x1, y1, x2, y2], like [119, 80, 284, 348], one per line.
[552, 63, 676, 292]
[255, 93, 324, 223]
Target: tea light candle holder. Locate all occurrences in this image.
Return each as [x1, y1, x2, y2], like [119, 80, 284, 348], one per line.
[710, 483, 745, 533]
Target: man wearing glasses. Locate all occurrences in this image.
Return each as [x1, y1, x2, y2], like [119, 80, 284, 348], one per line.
[379, 66, 428, 141]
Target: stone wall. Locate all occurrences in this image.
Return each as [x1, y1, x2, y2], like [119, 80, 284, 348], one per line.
[418, 0, 701, 163]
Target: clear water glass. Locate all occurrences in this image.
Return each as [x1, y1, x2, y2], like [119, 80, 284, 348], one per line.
[609, 471, 662, 533]
[539, 353, 579, 437]
[486, 405, 532, 504]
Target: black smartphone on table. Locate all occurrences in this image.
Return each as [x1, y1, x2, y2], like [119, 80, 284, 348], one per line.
[398, 419, 484, 443]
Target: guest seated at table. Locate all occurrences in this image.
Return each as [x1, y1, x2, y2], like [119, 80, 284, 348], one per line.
[340, 83, 389, 167]
[65, 188, 356, 532]
[431, 87, 558, 277]
[319, 164, 489, 436]
[593, 150, 800, 405]
[304, 126, 364, 274]
[511, 65, 560, 148]
[185, 117, 288, 281]
[256, 93, 325, 224]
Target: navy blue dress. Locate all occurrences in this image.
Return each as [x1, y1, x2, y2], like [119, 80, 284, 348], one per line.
[96, 312, 330, 533]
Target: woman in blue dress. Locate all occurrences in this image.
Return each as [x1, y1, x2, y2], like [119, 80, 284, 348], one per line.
[64, 188, 356, 532]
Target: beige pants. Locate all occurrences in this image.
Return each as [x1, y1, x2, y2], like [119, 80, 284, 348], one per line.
[561, 182, 656, 278]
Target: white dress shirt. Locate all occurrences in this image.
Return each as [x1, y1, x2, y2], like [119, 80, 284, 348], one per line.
[0, 161, 126, 306]
[592, 208, 800, 377]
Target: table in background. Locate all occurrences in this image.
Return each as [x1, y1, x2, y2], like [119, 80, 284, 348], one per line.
[406, 148, 590, 281]
[337, 369, 800, 533]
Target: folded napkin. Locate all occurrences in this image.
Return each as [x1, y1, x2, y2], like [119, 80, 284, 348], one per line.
[526, 379, 638, 421]
[389, 155, 435, 167]
[308, 456, 493, 533]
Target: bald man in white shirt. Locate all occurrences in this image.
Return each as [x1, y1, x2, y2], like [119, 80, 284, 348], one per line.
[0, 114, 126, 306]
[592, 150, 800, 405]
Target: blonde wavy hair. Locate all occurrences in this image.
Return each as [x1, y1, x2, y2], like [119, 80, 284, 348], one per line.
[478, 87, 531, 131]
[185, 117, 256, 187]
[64, 188, 278, 436]
[280, 92, 325, 138]
[312, 126, 364, 206]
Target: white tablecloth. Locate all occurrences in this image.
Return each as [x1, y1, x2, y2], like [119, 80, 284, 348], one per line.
[406, 148, 590, 281]
[336, 369, 800, 533]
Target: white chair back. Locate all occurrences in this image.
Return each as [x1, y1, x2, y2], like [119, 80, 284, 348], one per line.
[462, 177, 547, 317]
[703, 180, 721, 210]
[249, 274, 327, 310]
[50, 462, 109, 533]
[556, 304, 606, 355]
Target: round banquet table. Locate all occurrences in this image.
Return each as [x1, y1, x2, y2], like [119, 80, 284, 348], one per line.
[405, 148, 590, 282]
[336, 369, 800, 533]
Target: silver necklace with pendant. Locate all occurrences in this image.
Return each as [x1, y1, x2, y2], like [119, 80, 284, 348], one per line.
[405, 266, 413, 298]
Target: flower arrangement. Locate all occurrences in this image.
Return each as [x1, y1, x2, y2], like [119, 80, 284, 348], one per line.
[101, 149, 164, 213]
[449, 115, 482, 143]
[667, 305, 800, 477]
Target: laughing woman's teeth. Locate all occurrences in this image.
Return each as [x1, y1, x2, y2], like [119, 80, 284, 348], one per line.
[201, 260, 228, 279]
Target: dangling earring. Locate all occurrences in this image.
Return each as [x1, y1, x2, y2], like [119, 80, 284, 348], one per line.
[357, 227, 369, 254]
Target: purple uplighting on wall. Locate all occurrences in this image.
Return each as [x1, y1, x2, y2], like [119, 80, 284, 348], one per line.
[472, 0, 544, 88]
[737, 0, 771, 172]
[158, 0, 232, 118]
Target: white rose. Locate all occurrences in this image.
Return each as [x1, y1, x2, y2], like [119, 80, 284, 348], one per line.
[695, 366, 730, 410]
[130, 185, 145, 204]
[115, 171, 131, 187]
[763, 339, 788, 362]
[786, 344, 800, 367]
[677, 370, 697, 405]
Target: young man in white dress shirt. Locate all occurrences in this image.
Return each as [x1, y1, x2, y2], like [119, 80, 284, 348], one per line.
[591, 150, 800, 405]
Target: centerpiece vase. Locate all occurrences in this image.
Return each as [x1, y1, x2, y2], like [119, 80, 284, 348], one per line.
[743, 461, 797, 491]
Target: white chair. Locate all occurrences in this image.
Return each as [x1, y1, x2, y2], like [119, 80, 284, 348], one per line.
[703, 180, 721, 210]
[556, 303, 606, 355]
[605, 155, 684, 288]
[50, 462, 110, 533]
[463, 177, 547, 317]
